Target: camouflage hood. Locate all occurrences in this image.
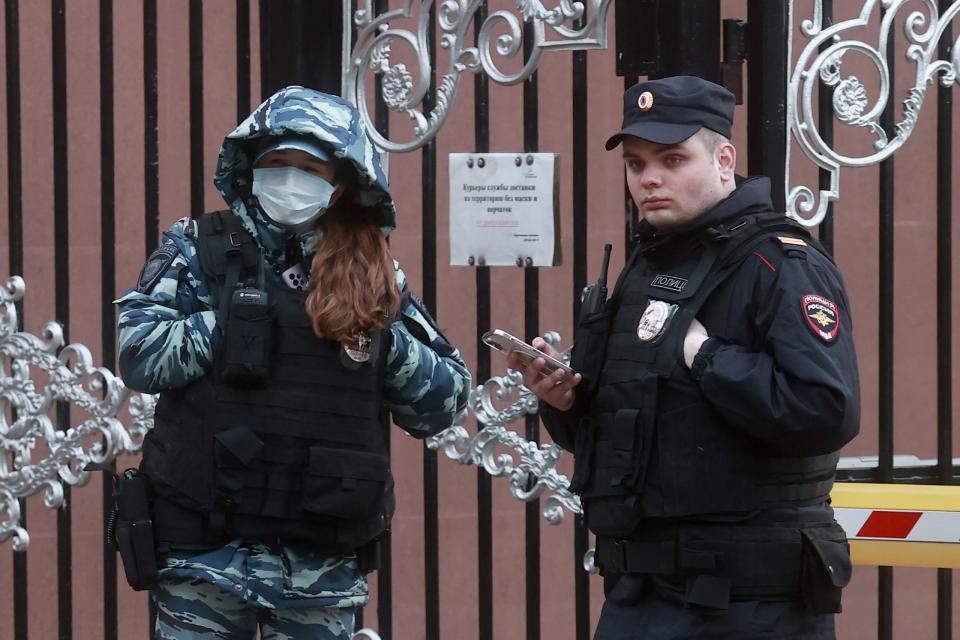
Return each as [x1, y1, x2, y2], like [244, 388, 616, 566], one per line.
[213, 86, 396, 256]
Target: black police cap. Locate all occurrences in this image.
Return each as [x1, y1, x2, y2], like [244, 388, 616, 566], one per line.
[605, 75, 735, 150]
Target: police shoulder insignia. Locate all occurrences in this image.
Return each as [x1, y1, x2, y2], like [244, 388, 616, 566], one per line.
[136, 244, 180, 294]
[801, 294, 839, 342]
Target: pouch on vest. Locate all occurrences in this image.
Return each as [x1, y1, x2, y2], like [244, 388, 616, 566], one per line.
[581, 399, 656, 538]
[223, 286, 272, 387]
[88, 465, 160, 591]
[303, 447, 392, 520]
[800, 528, 851, 613]
[570, 308, 612, 398]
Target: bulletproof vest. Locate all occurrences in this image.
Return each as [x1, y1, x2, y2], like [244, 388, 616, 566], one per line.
[142, 210, 394, 551]
[571, 214, 840, 540]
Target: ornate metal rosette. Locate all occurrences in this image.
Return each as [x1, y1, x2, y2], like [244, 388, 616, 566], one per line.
[343, 0, 613, 152]
[426, 332, 583, 526]
[0, 277, 156, 551]
[787, 0, 960, 226]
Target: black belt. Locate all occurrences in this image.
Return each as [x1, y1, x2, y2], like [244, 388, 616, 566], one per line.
[595, 535, 804, 607]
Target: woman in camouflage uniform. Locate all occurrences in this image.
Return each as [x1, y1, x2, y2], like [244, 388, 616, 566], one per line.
[116, 87, 471, 639]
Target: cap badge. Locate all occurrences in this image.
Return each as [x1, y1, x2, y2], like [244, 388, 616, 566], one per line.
[637, 91, 654, 112]
[801, 294, 839, 342]
[636, 300, 677, 342]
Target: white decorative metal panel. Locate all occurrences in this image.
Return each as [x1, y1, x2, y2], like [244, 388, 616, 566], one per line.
[787, 0, 960, 226]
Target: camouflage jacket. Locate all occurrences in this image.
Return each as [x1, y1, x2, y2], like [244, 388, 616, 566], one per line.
[115, 86, 471, 608]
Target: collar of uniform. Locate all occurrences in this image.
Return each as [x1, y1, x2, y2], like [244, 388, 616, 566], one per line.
[637, 175, 774, 260]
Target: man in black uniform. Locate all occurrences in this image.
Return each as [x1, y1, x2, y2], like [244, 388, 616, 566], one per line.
[509, 76, 860, 639]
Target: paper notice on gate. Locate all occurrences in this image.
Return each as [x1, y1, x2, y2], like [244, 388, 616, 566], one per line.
[448, 153, 561, 267]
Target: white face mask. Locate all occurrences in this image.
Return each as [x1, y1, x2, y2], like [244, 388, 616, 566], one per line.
[252, 167, 337, 230]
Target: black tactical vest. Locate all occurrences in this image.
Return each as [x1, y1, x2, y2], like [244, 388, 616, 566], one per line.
[142, 211, 394, 551]
[571, 215, 840, 539]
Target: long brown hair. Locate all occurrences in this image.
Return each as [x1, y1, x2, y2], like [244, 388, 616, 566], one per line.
[305, 205, 401, 343]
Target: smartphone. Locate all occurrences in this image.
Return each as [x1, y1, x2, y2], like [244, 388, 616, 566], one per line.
[481, 329, 575, 376]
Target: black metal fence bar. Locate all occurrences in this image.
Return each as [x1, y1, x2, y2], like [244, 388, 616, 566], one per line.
[522, 19, 542, 640]
[372, 0, 392, 632]
[474, 3, 494, 640]
[236, 0, 249, 123]
[421, 5, 440, 640]
[99, 0, 118, 637]
[816, 0, 834, 255]
[4, 1, 26, 638]
[143, 3, 159, 634]
[622, 75, 638, 258]
[189, 0, 204, 219]
[144, 0, 159, 257]
[935, 4, 953, 638]
[877, 10, 896, 640]
[571, 13, 590, 639]
[52, 0, 73, 636]
[745, 1, 787, 211]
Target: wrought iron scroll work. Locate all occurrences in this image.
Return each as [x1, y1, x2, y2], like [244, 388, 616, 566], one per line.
[0, 276, 156, 551]
[344, 0, 613, 152]
[788, 0, 960, 226]
[426, 331, 583, 526]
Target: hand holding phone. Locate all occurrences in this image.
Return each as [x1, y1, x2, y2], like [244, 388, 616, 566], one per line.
[481, 329, 574, 376]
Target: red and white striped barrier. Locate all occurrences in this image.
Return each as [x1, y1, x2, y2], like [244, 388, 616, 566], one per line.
[831, 483, 960, 568]
[835, 508, 960, 543]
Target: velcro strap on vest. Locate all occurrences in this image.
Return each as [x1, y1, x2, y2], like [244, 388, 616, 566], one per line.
[760, 476, 835, 505]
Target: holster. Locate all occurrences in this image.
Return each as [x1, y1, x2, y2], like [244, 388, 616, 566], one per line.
[115, 469, 160, 590]
[356, 536, 384, 574]
[87, 463, 161, 591]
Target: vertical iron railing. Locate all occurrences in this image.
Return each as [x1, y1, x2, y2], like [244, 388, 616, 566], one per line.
[877, 9, 896, 640]
[935, 4, 954, 640]
[621, 74, 639, 258]
[143, 2, 160, 634]
[571, 13, 591, 640]
[421, 5, 441, 640]
[373, 1, 393, 635]
[236, 0, 250, 123]
[815, 0, 834, 255]
[474, 3, 494, 640]
[52, 1, 73, 636]
[99, 0, 118, 637]
[189, 0, 205, 219]
[4, 0, 26, 638]
[746, 0, 787, 211]
[144, 0, 159, 257]
[522, 20, 542, 640]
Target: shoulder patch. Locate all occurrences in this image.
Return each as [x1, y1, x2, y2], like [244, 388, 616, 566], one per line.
[802, 294, 840, 342]
[136, 244, 180, 293]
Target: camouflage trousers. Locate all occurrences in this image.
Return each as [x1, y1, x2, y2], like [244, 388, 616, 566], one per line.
[152, 577, 355, 639]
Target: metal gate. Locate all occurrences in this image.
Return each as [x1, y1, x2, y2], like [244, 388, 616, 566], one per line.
[2, 1, 959, 639]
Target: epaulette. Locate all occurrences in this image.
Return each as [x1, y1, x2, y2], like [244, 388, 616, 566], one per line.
[774, 234, 810, 260]
[777, 236, 807, 247]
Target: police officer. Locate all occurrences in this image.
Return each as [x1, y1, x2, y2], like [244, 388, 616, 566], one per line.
[509, 76, 859, 639]
[116, 87, 470, 639]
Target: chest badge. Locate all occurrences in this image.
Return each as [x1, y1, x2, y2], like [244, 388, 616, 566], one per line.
[637, 300, 677, 342]
[344, 332, 373, 363]
[802, 294, 840, 342]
